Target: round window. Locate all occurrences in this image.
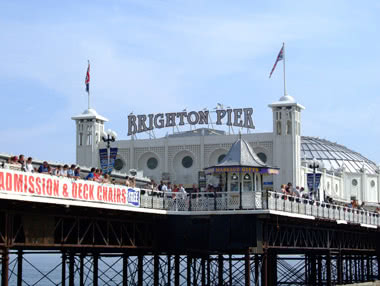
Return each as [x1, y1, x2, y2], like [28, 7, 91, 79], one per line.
[257, 152, 267, 163]
[182, 156, 193, 168]
[114, 158, 124, 171]
[147, 157, 158, 170]
[218, 154, 226, 163]
[352, 179, 358, 186]
[371, 180, 375, 188]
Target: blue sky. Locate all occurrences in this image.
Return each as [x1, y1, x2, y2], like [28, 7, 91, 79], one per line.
[1, 0, 379, 165]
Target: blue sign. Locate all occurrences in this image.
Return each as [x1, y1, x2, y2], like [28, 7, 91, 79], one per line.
[127, 188, 140, 207]
[307, 173, 322, 191]
[108, 147, 118, 174]
[99, 149, 108, 174]
[263, 182, 273, 186]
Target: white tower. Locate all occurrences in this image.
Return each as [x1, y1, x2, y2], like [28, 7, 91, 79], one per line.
[269, 95, 305, 189]
[71, 108, 108, 168]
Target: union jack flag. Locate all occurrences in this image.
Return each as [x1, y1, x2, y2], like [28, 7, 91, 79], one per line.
[269, 44, 284, 78]
[85, 61, 90, 93]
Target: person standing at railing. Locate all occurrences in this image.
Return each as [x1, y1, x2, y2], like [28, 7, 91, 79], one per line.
[25, 157, 35, 172]
[38, 161, 49, 174]
[85, 168, 96, 181]
[179, 184, 187, 200]
[74, 167, 81, 179]
[54, 165, 62, 176]
[18, 154, 26, 171]
[67, 164, 76, 178]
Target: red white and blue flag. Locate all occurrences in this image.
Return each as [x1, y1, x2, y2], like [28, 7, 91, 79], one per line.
[269, 44, 284, 78]
[85, 61, 90, 93]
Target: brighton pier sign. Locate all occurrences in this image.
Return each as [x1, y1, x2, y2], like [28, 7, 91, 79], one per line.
[128, 108, 255, 136]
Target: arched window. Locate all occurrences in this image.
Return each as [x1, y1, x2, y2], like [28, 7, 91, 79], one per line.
[230, 173, 239, 192]
[79, 133, 83, 146]
[286, 120, 292, 135]
[243, 173, 252, 192]
[276, 121, 281, 135]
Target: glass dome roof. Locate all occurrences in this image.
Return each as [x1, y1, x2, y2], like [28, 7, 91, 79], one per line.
[301, 137, 378, 175]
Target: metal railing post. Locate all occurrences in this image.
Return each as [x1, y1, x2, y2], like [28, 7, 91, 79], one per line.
[214, 191, 217, 210]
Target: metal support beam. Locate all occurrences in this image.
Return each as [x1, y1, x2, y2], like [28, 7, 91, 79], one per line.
[17, 249, 22, 286]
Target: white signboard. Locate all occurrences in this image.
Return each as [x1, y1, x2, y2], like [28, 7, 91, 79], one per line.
[0, 168, 140, 209]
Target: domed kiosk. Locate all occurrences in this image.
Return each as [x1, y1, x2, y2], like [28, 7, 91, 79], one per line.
[204, 138, 279, 209]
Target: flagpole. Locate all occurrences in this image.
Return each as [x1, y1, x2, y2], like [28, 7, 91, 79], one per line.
[283, 42, 287, 96]
[87, 60, 90, 110]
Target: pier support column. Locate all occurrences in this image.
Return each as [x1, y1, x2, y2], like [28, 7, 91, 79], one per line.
[17, 250, 22, 286]
[80, 253, 84, 286]
[69, 252, 75, 286]
[255, 255, 259, 285]
[174, 255, 180, 286]
[167, 255, 171, 286]
[138, 254, 143, 286]
[123, 254, 128, 286]
[201, 256, 206, 286]
[261, 251, 267, 286]
[229, 254, 233, 286]
[309, 254, 316, 285]
[207, 256, 211, 286]
[337, 252, 343, 285]
[218, 255, 224, 286]
[93, 253, 99, 286]
[154, 254, 159, 286]
[187, 255, 191, 286]
[267, 251, 277, 286]
[245, 252, 251, 286]
[61, 252, 66, 286]
[317, 255, 322, 285]
[1, 248, 9, 286]
[326, 252, 331, 286]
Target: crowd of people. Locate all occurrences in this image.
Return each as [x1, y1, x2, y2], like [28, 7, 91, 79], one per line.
[4, 154, 135, 186]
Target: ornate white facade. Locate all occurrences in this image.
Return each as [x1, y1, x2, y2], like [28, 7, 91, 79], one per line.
[72, 95, 380, 204]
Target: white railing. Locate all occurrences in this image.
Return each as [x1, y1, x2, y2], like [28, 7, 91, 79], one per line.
[139, 190, 380, 227]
